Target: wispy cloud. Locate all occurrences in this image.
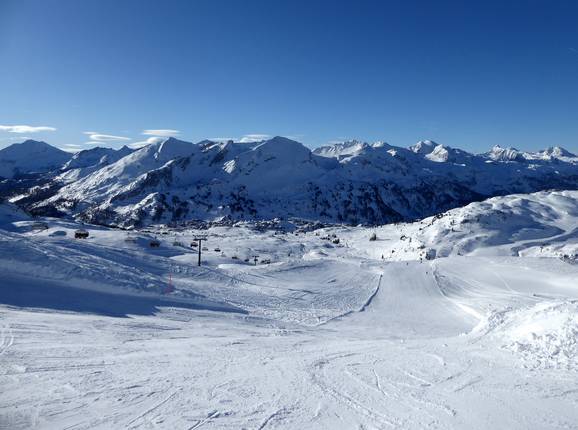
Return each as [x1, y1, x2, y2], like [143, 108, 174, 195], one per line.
[142, 129, 180, 137]
[129, 136, 165, 149]
[61, 144, 83, 153]
[239, 134, 271, 143]
[0, 125, 56, 133]
[0, 136, 34, 143]
[209, 137, 236, 142]
[83, 131, 131, 143]
[327, 139, 350, 145]
[127, 129, 181, 148]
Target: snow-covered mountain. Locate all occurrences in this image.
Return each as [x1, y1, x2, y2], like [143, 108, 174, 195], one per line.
[313, 140, 372, 159]
[0, 140, 70, 179]
[409, 139, 437, 154]
[61, 145, 133, 171]
[485, 145, 525, 162]
[58, 145, 134, 182]
[8, 136, 578, 227]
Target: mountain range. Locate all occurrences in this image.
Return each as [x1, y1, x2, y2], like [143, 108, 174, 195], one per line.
[1, 137, 577, 227]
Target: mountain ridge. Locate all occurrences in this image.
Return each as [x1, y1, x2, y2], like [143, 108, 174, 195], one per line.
[3, 136, 577, 227]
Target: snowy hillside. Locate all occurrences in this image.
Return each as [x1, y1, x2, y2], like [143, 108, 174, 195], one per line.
[9, 136, 576, 228]
[61, 145, 132, 170]
[340, 190, 578, 261]
[1, 189, 578, 428]
[0, 140, 70, 179]
[57, 145, 134, 182]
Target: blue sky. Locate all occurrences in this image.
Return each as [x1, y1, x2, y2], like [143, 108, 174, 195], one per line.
[0, 0, 577, 153]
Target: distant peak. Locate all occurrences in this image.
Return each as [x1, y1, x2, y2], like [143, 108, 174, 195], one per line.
[3, 139, 66, 154]
[490, 144, 519, 152]
[267, 136, 299, 144]
[165, 136, 180, 142]
[410, 140, 438, 154]
[486, 145, 523, 161]
[253, 136, 310, 159]
[255, 136, 306, 149]
[543, 146, 575, 158]
[158, 136, 191, 147]
[372, 141, 389, 148]
[312, 139, 371, 158]
[154, 137, 195, 160]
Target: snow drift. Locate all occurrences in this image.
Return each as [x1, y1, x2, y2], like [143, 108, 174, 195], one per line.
[473, 301, 578, 370]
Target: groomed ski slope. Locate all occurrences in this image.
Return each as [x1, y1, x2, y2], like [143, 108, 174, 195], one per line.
[1, 191, 578, 429]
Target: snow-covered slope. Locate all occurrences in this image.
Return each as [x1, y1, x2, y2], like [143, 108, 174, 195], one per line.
[339, 190, 578, 261]
[61, 145, 133, 171]
[2, 189, 578, 429]
[485, 145, 525, 162]
[12, 136, 578, 227]
[0, 140, 70, 179]
[409, 139, 437, 154]
[58, 146, 134, 182]
[313, 139, 372, 159]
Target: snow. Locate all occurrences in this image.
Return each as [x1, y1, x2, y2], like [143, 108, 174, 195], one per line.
[486, 145, 525, 162]
[425, 144, 451, 162]
[61, 146, 131, 171]
[313, 140, 371, 159]
[1, 190, 578, 428]
[339, 190, 578, 261]
[154, 137, 197, 160]
[409, 139, 437, 154]
[472, 300, 578, 370]
[57, 146, 134, 182]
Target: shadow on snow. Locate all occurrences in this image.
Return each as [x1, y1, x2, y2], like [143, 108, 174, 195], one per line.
[0, 277, 247, 318]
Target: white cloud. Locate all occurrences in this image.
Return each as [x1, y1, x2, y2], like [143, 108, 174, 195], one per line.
[142, 129, 180, 137]
[129, 136, 165, 149]
[239, 134, 271, 143]
[0, 136, 34, 142]
[209, 137, 236, 142]
[83, 132, 131, 142]
[0, 125, 56, 133]
[60, 144, 83, 153]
